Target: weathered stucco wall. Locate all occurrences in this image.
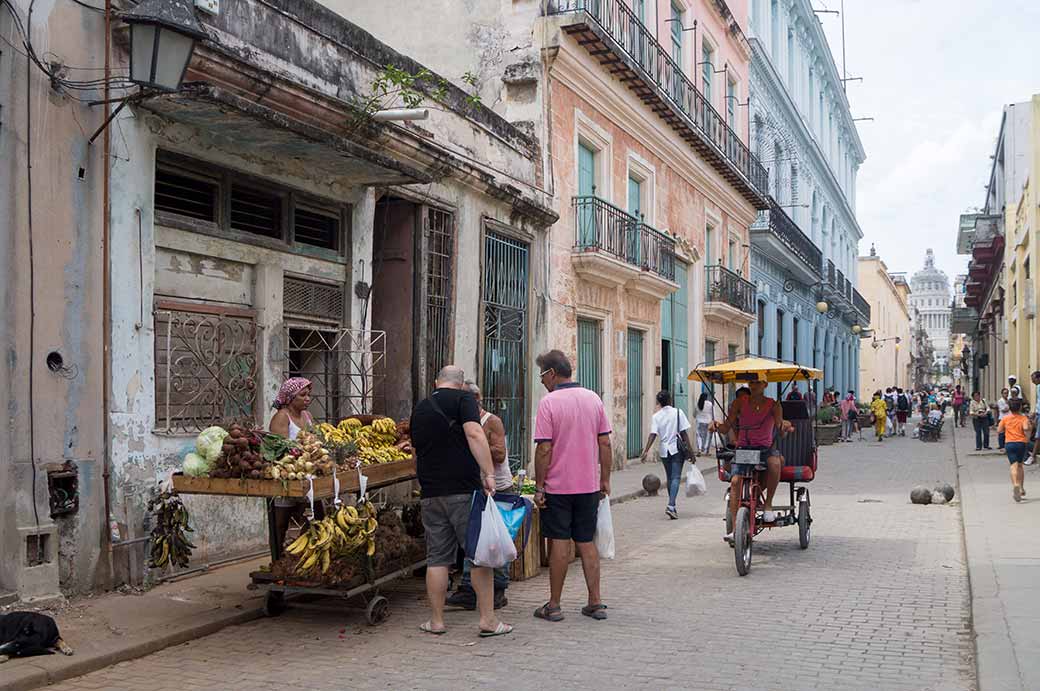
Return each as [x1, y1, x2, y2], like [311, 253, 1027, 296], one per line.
[0, 0, 107, 600]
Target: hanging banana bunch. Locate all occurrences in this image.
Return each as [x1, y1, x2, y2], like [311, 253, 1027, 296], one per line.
[147, 490, 195, 570]
[284, 500, 379, 575]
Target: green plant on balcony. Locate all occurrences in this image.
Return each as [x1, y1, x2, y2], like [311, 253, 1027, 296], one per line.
[347, 65, 481, 129]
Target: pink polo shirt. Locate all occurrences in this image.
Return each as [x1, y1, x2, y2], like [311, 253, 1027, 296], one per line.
[534, 382, 612, 494]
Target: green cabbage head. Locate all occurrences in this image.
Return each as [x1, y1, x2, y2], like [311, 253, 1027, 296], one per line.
[183, 452, 211, 477]
[195, 426, 229, 462]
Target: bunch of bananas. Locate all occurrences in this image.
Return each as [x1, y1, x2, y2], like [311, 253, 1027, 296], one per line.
[354, 418, 409, 465]
[147, 490, 195, 570]
[316, 420, 358, 447]
[284, 500, 379, 575]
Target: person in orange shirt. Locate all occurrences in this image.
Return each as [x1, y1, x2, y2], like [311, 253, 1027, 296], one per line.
[997, 397, 1032, 502]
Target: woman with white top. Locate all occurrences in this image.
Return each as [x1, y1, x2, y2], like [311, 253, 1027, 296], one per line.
[694, 392, 716, 454]
[997, 387, 1011, 449]
[639, 390, 693, 519]
[268, 377, 316, 549]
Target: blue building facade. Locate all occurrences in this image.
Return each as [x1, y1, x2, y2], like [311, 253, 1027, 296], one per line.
[746, 0, 869, 400]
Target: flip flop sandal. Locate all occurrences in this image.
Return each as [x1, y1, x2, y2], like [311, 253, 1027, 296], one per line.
[479, 622, 514, 638]
[581, 604, 608, 620]
[534, 603, 565, 622]
[419, 621, 447, 635]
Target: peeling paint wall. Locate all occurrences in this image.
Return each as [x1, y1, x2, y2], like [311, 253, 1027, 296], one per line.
[0, 1, 107, 600]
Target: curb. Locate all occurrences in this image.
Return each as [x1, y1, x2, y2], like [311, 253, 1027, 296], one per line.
[0, 603, 265, 691]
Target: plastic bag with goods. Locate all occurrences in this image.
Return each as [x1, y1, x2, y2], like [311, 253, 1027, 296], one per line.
[594, 495, 615, 560]
[472, 495, 517, 568]
[685, 465, 706, 497]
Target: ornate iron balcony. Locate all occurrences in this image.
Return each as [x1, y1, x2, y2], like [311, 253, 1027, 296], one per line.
[853, 287, 871, 322]
[757, 199, 822, 274]
[572, 195, 676, 281]
[546, 0, 768, 206]
[706, 264, 756, 315]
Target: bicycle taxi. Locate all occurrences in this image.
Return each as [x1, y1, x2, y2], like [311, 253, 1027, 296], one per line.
[687, 357, 822, 576]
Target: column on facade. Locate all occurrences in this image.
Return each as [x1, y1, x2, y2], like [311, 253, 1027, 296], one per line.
[781, 310, 795, 362]
[762, 299, 778, 360]
[748, 314, 760, 358]
[823, 330, 833, 391]
[835, 332, 846, 394]
[852, 340, 860, 399]
[814, 322, 825, 401]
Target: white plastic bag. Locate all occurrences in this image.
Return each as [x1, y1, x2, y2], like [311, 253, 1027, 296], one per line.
[473, 495, 517, 568]
[685, 466, 707, 497]
[594, 496, 615, 560]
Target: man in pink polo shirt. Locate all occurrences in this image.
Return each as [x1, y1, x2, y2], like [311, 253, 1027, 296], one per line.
[531, 350, 612, 623]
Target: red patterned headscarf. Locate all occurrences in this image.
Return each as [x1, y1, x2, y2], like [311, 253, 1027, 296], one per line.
[274, 377, 311, 409]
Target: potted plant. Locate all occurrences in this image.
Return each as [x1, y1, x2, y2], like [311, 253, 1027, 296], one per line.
[856, 402, 873, 428]
[815, 405, 842, 445]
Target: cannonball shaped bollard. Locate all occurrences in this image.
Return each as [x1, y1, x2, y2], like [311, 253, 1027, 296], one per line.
[931, 490, 948, 505]
[910, 486, 932, 505]
[642, 473, 662, 496]
[935, 482, 955, 503]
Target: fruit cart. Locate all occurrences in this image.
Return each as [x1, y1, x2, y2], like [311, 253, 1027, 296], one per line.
[172, 457, 426, 623]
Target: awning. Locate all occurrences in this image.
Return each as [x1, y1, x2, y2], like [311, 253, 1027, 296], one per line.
[688, 357, 823, 384]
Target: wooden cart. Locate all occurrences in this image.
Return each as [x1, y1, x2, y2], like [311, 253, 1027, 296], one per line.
[172, 459, 424, 621]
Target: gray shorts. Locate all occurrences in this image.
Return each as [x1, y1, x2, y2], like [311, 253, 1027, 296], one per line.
[420, 494, 473, 567]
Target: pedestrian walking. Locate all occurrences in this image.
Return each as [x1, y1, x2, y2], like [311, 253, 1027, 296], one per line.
[639, 391, 693, 519]
[952, 385, 966, 427]
[895, 388, 910, 436]
[411, 365, 511, 637]
[694, 391, 716, 455]
[445, 380, 512, 611]
[839, 392, 858, 442]
[532, 350, 611, 623]
[969, 391, 991, 451]
[1031, 371, 1040, 464]
[884, 387, 898, 437]
[870, 391, 887, 442]
[786, 384, 804, 401]
[997, 397, 1031, 502]
[996, 388, 1011, 449]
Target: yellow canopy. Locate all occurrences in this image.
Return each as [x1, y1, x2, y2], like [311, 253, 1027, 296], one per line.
[687, 357, 824, 384]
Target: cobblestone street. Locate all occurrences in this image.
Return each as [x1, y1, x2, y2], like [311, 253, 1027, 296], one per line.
[46, 429, 973, 691]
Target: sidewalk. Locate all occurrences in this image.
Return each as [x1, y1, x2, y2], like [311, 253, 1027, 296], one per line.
[2, 463, 661, 691]
[953, 422, 1040, 691]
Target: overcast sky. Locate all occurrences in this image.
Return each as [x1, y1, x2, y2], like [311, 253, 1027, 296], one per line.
[816, 0, 1040, 283]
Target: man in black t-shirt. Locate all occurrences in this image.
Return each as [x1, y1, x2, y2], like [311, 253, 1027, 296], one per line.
[410, 365, 511, 638]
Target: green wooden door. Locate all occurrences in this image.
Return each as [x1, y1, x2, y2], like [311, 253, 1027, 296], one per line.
[666, 264, 689, 411]
[626, 329, 644, 458]
[627, 176, 642, 265]
[578, 143, 596, 247]
[577, 318, 602, 397]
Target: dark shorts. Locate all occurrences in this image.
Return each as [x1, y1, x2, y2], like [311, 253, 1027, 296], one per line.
[896, 411, 908, 423]
[1005, 442, 1029, 464]
[421, 494, 472, 567]
[541, 491, 600, 543]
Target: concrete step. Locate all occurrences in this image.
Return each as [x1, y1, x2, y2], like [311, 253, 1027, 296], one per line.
[0, 590, 18, 607]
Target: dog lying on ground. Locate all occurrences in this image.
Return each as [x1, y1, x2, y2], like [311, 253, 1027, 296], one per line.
[0, 611, 73, 662]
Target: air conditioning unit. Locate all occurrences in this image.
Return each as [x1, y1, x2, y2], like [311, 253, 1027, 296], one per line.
[1025, 279, 1036, 319]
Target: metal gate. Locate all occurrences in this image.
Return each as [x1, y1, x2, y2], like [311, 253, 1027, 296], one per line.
[626, 329, 644, 458]
[481, 231, 529, 473]
[284, 328, 386, 423]
[422, 207, 455, 394]
[577, 318, 602, 397]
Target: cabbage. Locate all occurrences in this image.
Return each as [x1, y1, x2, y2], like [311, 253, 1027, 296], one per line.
[183, 452, 211, 477]
[195, 426, 229, 462]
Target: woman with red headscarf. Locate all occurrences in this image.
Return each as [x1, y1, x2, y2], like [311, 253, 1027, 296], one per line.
[269, 377, 314, 440]
[269, 377, 316, 547]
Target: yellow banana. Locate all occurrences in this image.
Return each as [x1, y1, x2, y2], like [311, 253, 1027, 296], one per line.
[285, 532, 309, 555]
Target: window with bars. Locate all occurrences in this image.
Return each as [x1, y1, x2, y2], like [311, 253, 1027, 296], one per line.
[424, 207, 455, 392]
[153, 302, 259, 433]
[154, 152, 347, 255]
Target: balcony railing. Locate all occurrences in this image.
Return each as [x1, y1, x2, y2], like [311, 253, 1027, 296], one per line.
[757, 199, 822, 273]
[706, 264, 756, 315]
[826, 259, 835, 287]
[546, 0, 768, 201]
[573, 195, 676, 281]
[853, 288, 871, 322]
[836, 269, 846, 297]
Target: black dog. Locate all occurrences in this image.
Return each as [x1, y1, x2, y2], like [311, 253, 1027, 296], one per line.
[0, 611, 73, 662]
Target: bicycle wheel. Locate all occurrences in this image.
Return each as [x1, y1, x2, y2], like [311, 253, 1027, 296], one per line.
[733, 507, 752, 576]
[798, 499, 811, 549]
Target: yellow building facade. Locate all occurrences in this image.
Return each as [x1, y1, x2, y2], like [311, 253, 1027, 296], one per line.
[1004, 96, 1040, 385]
[858, 251, 914, 393]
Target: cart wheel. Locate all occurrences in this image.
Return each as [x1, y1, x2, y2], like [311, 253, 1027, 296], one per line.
[733, 507, 752, 576]
[798, 500, 811, 550]
[263, 591, 286, 617]
[365, 596, 390, 626]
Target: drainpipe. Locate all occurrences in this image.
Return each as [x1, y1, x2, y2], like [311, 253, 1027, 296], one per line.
[102, 0, 115, 589]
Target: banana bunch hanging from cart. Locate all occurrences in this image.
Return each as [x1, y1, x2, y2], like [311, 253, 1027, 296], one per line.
[284, 500, 379, 575]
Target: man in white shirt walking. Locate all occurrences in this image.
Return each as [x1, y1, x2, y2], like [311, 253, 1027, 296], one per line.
[639, 390, 693, 519]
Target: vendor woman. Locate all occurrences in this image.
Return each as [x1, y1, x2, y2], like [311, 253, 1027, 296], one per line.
[269, 377, 318, 546]
[270, 377, 314, 440]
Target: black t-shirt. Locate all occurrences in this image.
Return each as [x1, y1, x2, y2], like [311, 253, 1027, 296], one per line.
[411, 388, 482, 498]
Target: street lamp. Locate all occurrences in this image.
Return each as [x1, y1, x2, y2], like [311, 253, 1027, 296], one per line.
[851, 324, 862, 334]
[89, 0, 208, 145]
[127, 0, 208, 91]
[816, 301, 829, 314]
